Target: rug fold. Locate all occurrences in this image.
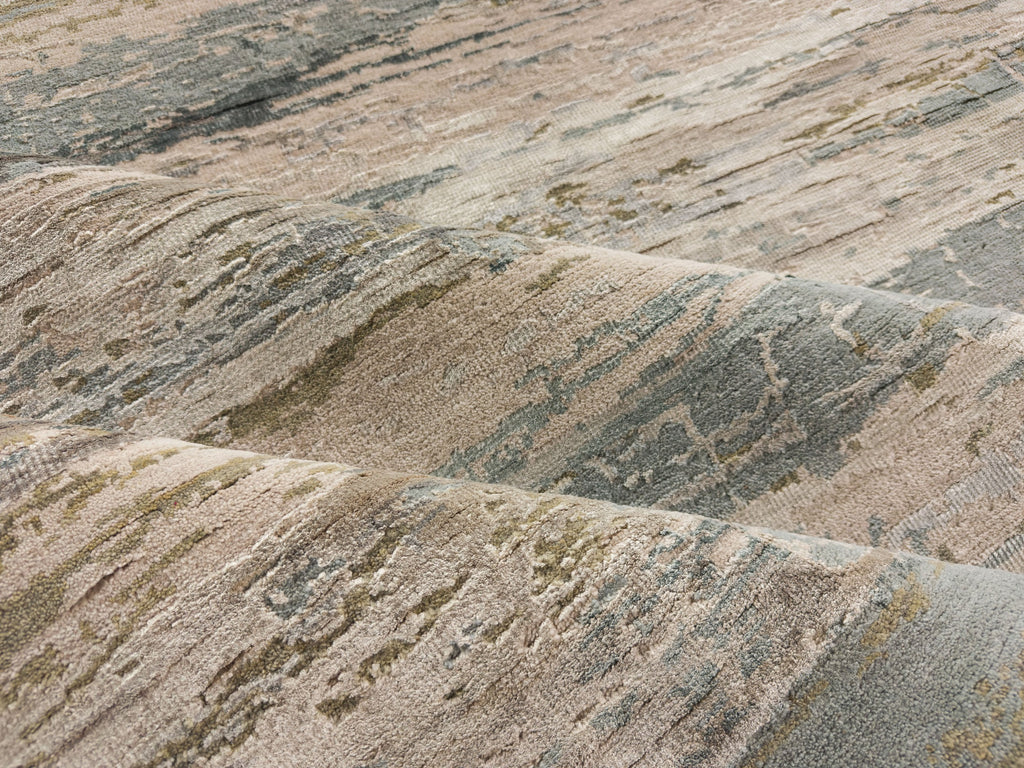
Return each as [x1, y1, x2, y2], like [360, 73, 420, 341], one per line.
[4, 0, 1024, 764]
[3, 418, 1023, 767]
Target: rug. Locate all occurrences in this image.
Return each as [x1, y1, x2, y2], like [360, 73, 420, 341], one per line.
[3, 1, 1024, 765]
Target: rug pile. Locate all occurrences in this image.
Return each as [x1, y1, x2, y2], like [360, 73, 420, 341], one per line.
[3, 1, 1024, 765]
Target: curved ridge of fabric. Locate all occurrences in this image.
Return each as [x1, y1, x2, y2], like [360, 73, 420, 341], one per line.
[5, 0, 1024, 763]
[2, 417, 1023, 768]
[4, 157, 1024, 572]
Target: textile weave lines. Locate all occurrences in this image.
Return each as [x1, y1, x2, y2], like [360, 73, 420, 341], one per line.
[3, 1, 1024, 766]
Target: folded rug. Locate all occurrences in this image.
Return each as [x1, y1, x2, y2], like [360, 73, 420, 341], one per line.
[4, 418, 1024, 767]
[3, 1, 1024, 766]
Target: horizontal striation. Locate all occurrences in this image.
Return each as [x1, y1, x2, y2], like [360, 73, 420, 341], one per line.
[3, 0, 1024, 301]
[2, 418, 1023, 766]
[4, 159, 1024, 570]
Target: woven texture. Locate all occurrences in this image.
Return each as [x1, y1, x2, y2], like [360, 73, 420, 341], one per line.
[3, 1, 1024, 766]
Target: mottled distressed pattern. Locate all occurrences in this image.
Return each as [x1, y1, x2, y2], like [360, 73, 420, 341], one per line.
[5, 159, 1024, 572]
[1, 418, 1022, 767]
[5, 0, 1024, 764]
[3, 0, 1024, 298]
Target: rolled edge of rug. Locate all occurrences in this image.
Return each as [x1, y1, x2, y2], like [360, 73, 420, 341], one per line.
[1, 417, 1021, 767]
[6, 158, 1024, 572]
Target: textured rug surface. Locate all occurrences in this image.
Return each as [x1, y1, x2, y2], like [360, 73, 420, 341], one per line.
[3, 1, 1024, 766]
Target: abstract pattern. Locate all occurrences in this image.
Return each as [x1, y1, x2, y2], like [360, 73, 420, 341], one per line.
[5, 420, 1024, 767]
[3, 0, 1024, 765]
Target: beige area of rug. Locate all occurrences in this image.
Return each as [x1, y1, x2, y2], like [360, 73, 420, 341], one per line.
[4, 0, 1024, 766]
[4, 418, 1024, 768]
